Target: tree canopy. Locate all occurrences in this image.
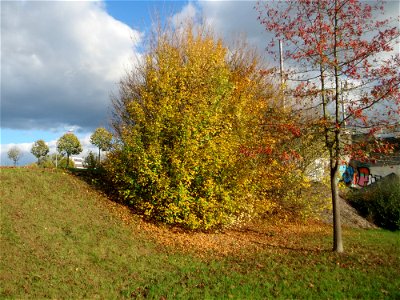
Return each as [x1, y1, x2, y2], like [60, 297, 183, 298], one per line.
[57, 133, 82, 168]
[90, 127, 113, 162]
[31, 139, 49, 165]
[7, 146, 22, 167]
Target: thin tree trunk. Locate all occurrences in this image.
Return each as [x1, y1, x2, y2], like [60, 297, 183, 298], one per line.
[331, 157, 343, 253]
[332, 0, 344, 253]
[98, 148, 101, 164]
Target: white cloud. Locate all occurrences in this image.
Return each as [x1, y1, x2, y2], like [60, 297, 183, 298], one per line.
[197, 0, 269, 53]
[168, 1, 275, 68]
[170, 2, 199, 27]
[1, 0, 142, 131]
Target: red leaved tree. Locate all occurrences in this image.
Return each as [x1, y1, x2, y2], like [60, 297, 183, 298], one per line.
[257, 0, 399, 252]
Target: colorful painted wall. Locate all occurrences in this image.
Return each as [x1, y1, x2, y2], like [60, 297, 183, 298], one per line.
[339, 162, 400, 187]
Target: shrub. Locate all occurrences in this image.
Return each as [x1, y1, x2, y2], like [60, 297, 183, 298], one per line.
[106, 22, 313, 230]
[347, 174, 400, 231]
[84, 151, 99, 169]
[41, 154, 74, 169]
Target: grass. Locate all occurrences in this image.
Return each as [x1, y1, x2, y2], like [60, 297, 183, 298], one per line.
[345, 174, 400, 230]
[1, 167, 399, 299]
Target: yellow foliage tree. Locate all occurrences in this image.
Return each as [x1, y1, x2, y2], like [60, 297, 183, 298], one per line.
[107, 23, 310, 230]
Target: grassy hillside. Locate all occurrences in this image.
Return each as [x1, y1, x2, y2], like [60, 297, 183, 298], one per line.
[1, 168, 399, 299]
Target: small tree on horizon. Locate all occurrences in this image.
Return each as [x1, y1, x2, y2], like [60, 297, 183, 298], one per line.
[257, 0, 400, 252]
[90, 127, 113, 163]
[31, 139, 49, 165]
[57, 133, 83, 168]
[7, 146, 23, 167]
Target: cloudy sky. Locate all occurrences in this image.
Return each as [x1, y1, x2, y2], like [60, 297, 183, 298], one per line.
[1, 0, 268, 165]
[1, 0, 398, 165]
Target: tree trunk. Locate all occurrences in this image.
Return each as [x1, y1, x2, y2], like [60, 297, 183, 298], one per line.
[331, 160, 344, 253]
[67, 154, 70, 168]
[98, 148, 101, 164]
[331, 0, 344, 254]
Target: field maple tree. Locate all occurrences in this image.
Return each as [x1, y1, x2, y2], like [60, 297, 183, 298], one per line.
[257, 0, 400, 252]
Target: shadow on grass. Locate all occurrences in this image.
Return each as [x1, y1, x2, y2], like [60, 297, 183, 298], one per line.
[68, 167, 146, 220]
[68, 168, 121, 201]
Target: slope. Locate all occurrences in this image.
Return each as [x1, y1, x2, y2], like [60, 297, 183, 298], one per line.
[1, 168, 399, 299]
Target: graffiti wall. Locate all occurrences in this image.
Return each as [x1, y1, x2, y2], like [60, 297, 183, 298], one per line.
[339, 164, 382, 187]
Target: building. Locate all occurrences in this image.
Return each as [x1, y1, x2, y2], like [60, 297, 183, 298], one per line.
[71, 156, 85, 169]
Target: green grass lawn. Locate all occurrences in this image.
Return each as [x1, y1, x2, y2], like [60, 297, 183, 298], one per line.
[1, 168, 399, 299]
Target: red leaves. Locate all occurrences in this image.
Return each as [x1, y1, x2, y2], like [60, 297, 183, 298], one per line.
[239, 145, 273, 158]
[348, 107, 368, 126]
[259, 68, 276, 76]
[256, 0, 399, 165]
[372, 143, 394, 155]
[344, 138, 395, 163]
[239, 145, 302, 164]
[280, 150, 302, 162]
[284, 124, 302, 137]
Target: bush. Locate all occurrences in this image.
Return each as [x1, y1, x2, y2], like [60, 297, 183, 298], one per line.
[347, 174, 400, 231]
[41, 154, 74, 169]
[106, 22, 314, 230]
[84, 151, 99, 169]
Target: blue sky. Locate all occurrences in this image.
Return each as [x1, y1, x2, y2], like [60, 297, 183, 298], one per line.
[1, 0, 399, 166]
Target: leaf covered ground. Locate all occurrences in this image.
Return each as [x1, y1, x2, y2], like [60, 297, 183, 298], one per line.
[104, 198, 332, 258]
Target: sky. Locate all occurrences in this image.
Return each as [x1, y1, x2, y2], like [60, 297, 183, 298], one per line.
[1, 0, 270, 165]
[1, 0, 399, 166]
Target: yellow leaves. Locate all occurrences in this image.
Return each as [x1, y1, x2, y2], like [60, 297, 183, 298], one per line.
[109, 21, 316, 230]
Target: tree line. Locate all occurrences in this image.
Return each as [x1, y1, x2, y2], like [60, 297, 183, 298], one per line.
[6, 127, 112, 168]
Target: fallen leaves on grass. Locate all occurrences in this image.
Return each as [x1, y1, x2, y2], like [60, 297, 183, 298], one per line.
[99, 198, 332, 259]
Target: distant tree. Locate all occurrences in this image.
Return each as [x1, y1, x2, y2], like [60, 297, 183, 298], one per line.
[31, 140, 49, 165]
[7, 146, 22, 166]
[83, 151, 98, 169]
[90, 127, 112, 163]
[56, 133, 82, 168]
[257, 0, 400, 252]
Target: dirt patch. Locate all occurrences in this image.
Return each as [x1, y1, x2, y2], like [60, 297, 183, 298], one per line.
[319, 196, 378, 230]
